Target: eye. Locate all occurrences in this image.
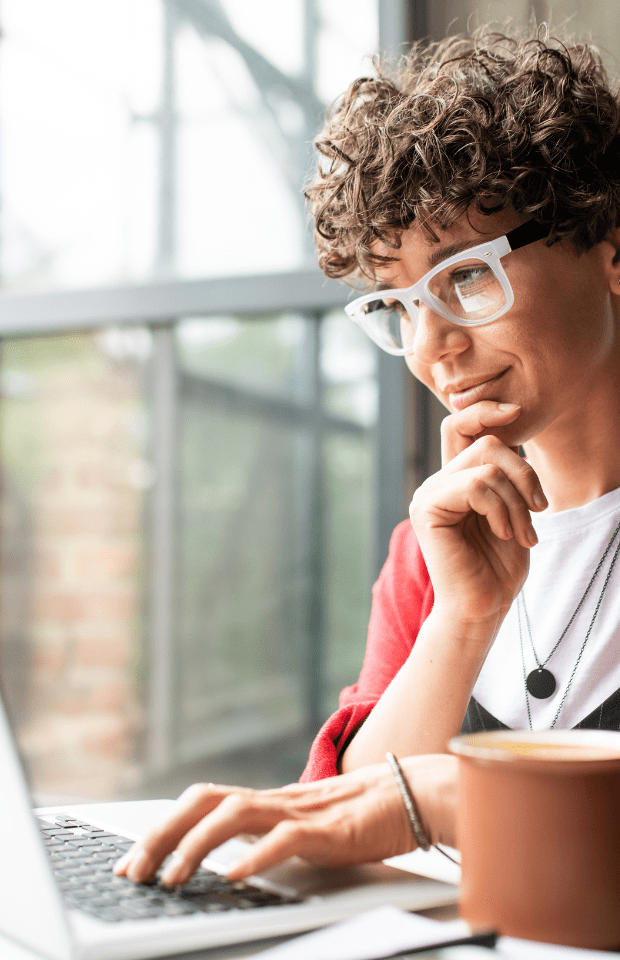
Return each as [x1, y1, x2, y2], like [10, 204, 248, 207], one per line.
[383, 298, 408, 316]
[451, 264, 493, 287]
[363, 298, 390, 315]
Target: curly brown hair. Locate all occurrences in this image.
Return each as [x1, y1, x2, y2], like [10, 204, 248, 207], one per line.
[306, 31, 620, 283]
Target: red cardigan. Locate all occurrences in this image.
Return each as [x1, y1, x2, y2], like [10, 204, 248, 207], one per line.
[300, 519, 434, 782]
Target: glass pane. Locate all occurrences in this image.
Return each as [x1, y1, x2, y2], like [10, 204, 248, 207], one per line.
[0, 0, 378, 292]
[0, 0, 163, 291]
[321, 310, 378, 427]
[177, 313, 315, 402]
[0, 330, 151, 801]
[175, 398, 313, 779]
[317, 0, 378, 103]
[175, 314, 321, 785]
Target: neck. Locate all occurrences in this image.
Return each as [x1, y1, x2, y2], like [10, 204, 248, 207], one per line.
[524, 373, 620, 513]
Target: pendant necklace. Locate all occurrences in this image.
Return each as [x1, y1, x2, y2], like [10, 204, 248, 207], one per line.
[517, 517, 620, 729]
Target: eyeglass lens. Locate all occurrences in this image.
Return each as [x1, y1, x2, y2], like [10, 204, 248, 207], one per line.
[358, 258, 507, 351]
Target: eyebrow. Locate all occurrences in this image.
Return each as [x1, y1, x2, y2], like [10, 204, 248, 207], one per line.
[427, 238, 485, 268]
[375, 237, 492, 291]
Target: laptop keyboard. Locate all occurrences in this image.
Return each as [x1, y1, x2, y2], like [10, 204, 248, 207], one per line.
[38, 815, 301, 923]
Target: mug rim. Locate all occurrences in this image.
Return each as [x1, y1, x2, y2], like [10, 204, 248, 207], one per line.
[449, 728, 620, 769]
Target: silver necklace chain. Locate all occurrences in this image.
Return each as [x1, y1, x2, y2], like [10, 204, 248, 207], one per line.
[521, 518, 620, 671]
[518, 519, 620, 730]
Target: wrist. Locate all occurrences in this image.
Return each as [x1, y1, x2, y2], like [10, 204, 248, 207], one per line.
[385, 752, 431, 851]
[400, 754, 459, 849]
[423, 605, 501, 651]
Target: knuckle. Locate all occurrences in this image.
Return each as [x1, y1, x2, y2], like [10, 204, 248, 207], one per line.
[523, 461, 540, 484]
[411, 475, 435, 506]
[180, 782, 215, 804]
[512, 501, 532, 522]
[478, 463, 502, 484]
[409, 487, 427, 521]
[439, 414, 454, 438]
[274, 819, 302, 841]
[409, 488, 422, 516]
[470, 475, 491, 497]
[475, 434, 502, 454]
[220, 792, 253, 816]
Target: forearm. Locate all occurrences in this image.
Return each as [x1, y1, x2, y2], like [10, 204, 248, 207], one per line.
[340, 607, 498, 772]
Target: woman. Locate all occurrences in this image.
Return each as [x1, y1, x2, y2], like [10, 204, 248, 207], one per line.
[117, 29, 620, 884]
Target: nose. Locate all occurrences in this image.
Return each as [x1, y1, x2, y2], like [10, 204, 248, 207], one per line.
[410, 301, 471, 365]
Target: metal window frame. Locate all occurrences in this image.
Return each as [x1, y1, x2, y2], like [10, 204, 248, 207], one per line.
[0, 271, 345, 334]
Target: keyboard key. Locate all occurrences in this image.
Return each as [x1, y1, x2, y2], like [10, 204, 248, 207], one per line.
[160, 900, 201, 916]
[39, 816, 299, 923]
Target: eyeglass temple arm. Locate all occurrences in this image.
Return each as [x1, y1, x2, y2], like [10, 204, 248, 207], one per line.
[506, 219, 552, 251]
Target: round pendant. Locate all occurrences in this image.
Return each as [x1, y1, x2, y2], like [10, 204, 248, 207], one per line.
[526, 668, 556, 699]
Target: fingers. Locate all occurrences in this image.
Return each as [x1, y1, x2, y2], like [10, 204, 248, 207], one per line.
[465, 463, 538, 547]
[413, 462, 535, 548]
[116, 766, 399, 888]
[227, 773, 412, 880]
[158, 794, 296, 885]
[158, 775, 367, 885]
[115, 774, 371, 885]
[226, 821, 323, 881]
[412, 432, 547, 549]
[442, 434, 546, 514]
[114, 762, 421, 889]
[115, 782, 250, 882]
[441, 402, 521, 464]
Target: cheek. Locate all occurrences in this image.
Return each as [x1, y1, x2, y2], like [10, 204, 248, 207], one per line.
[404, 356, 450, 408]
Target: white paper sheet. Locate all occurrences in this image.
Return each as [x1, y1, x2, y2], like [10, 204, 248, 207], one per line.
[248, 905, 469, 960]
[384, 845, 461, 887]
[247, 905, 616, 960]
[495, 937, 618, 959]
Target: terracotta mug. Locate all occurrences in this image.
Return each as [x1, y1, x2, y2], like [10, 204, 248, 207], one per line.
[449, 729, 620, 949]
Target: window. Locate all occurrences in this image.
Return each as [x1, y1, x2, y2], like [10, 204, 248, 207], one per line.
[0, 0, 383, 807]
[18, 0, 616, 801]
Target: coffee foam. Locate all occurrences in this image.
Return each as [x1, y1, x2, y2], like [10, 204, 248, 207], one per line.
[475, 740, 620, 760]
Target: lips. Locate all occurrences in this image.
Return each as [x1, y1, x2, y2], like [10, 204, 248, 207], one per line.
[446, 369, 509, 410]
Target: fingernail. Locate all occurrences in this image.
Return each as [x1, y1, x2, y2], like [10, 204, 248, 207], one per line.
[533, 489, 547, 510]
[113, 851, 132, 875]
[126, 848, 151, 881]
[226, 860, 247, 881]
[161, 851, 190, 886]
[526, 523, 538, 545]
[498, 403, 520, 411]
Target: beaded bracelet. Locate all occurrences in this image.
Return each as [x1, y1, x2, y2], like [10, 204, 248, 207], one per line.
[385, 751, 431, 851]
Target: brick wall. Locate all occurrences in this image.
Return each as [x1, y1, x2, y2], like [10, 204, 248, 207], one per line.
[0, 332, 149, 800]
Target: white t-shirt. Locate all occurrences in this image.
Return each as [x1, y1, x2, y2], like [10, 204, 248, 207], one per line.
[472, 485, 620, 730]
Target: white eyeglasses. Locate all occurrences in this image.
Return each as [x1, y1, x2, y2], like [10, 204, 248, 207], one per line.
[344, 220, 551, 355]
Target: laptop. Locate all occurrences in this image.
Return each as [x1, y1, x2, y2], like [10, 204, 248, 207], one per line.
[0, 693, 459, 960]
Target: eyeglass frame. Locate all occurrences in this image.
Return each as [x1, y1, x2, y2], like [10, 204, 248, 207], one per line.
[344, 219, 552, 356]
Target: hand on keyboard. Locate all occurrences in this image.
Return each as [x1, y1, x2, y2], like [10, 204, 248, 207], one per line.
[114, 753, 458, 886]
